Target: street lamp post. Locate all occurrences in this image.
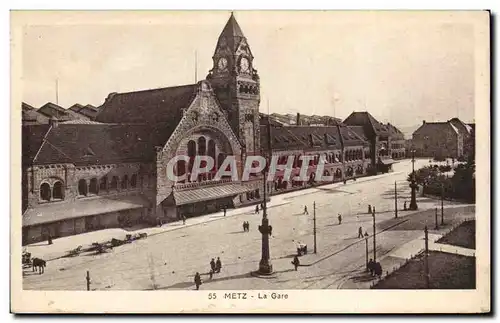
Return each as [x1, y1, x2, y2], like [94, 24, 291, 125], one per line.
[313, 201, 317, 254]
[435, 207, 439, 230]
[257, 118, 273, 275]
[394, 181, 398, 218]
[409, 150, 419, 210]
[365, 236, 369, 271]
[441, 184, 444, 225]
[372, 208, 376, 262]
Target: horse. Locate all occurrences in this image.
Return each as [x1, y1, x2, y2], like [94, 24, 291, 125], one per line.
[32, 257, 46, 274]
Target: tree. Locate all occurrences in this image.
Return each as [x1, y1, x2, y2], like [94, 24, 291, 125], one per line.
[407, 166, 439, 186]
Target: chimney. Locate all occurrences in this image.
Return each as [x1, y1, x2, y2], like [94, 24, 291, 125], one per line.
[423, 120, 426, 125]
[296, 113, 301, 126]
[49, 116, 59, 128]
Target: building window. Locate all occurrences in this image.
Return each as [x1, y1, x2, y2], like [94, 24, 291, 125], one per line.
[130, 174, 138, 188]
[198, 137, 207, 155]
[40, 183, 51, 201]
[121, 175, 128, 189]
[188, 140, 196, 173]
[53, 181, 63, 199]
[110, 176, 118, 190]
[208, 140, 216, 169]
[89, 178, 98, 195]
[100, 176, 108, 191]
[78, 179, 88, 196]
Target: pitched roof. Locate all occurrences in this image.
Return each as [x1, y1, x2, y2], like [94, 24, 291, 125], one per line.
[449, 118, 472, 135]
[25, 123, 175, 166]
[22, 103, 50, 124]
[412, 122, 457, 137]
[38, 102, 89, 121]
[96, 84, 197, 124]
[261, 124, 367, 151]
[22, 125, 51, 166]
[347, 126, 368, 141]
[22, 102, 36, 111]
[385, 123, 405, 140]
[69, 103, 99, 119]
[343, 111, 389, 137]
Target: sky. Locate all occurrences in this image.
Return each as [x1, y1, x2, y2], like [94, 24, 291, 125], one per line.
[20, 11, 478, 129]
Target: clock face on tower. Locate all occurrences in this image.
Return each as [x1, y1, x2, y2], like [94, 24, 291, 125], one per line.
[239, 57, 250, 72]
[217, 57, 228, 71]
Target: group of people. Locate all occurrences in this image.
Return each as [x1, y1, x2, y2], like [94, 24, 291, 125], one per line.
[242, 221, 250, 232]
[367, 259, 383, 278]
[209, 257, 222, 278]
[193, 257, 223, 290]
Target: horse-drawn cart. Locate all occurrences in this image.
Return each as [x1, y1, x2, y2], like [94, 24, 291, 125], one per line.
[92, 242, 113, 254]
[22, 251, 32, 268]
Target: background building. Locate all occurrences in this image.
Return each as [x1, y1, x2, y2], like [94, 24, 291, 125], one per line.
[411, 118, 474, 159]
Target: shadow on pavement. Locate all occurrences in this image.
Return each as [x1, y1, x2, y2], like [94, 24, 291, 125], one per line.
[162, 271, 254, 290]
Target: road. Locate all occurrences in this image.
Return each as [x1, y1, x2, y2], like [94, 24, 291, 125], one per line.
[23, 159, 473, 290]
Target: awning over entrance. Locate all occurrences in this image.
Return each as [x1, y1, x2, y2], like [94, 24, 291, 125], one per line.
[173, 183, 250, 206]
[379, 158, 396, 165]
[23, 195, 150, 227]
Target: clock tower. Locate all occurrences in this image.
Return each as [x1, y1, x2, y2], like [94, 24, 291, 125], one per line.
[207, 13, 261, 155]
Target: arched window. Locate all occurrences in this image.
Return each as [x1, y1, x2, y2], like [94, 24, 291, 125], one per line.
[188, 140, 196, 173]
[110, 176, 118, 190]
[53, 181, 63, 199]
[175, 159, 186, 178]
[197, 137, 206, 155]
[130, 174, 138, 188]
[78, 179, 88, 196]
[208, 140, 216, 171]
[121, 175, 128, 189]
[40, 183, 51, 201]
[89, 178, 98, 195]
[99, 176, 108, 191]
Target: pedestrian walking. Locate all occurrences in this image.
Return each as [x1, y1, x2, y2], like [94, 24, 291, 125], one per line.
[47, 234, 53, 245]
[368, 204, 372, 214]
[403, 201, 407, 211]
[246, 221, 250, 232]
[304, 206, 309, 215]
[358, 226, 364, 238]
[291, 255, 300, 271]
[182, 215, 186, 225]
[338, 213, 342, 225]
[194, 272, 202, 290]
[255, 205, 260, 214]
[242, 221, 246, 232]
[210, 258, 216, 273]
[215, 257, 222, 273]
[269, 225, 273, 236]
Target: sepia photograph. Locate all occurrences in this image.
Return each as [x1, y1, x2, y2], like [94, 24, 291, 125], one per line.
[11, 10, 490, 313]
